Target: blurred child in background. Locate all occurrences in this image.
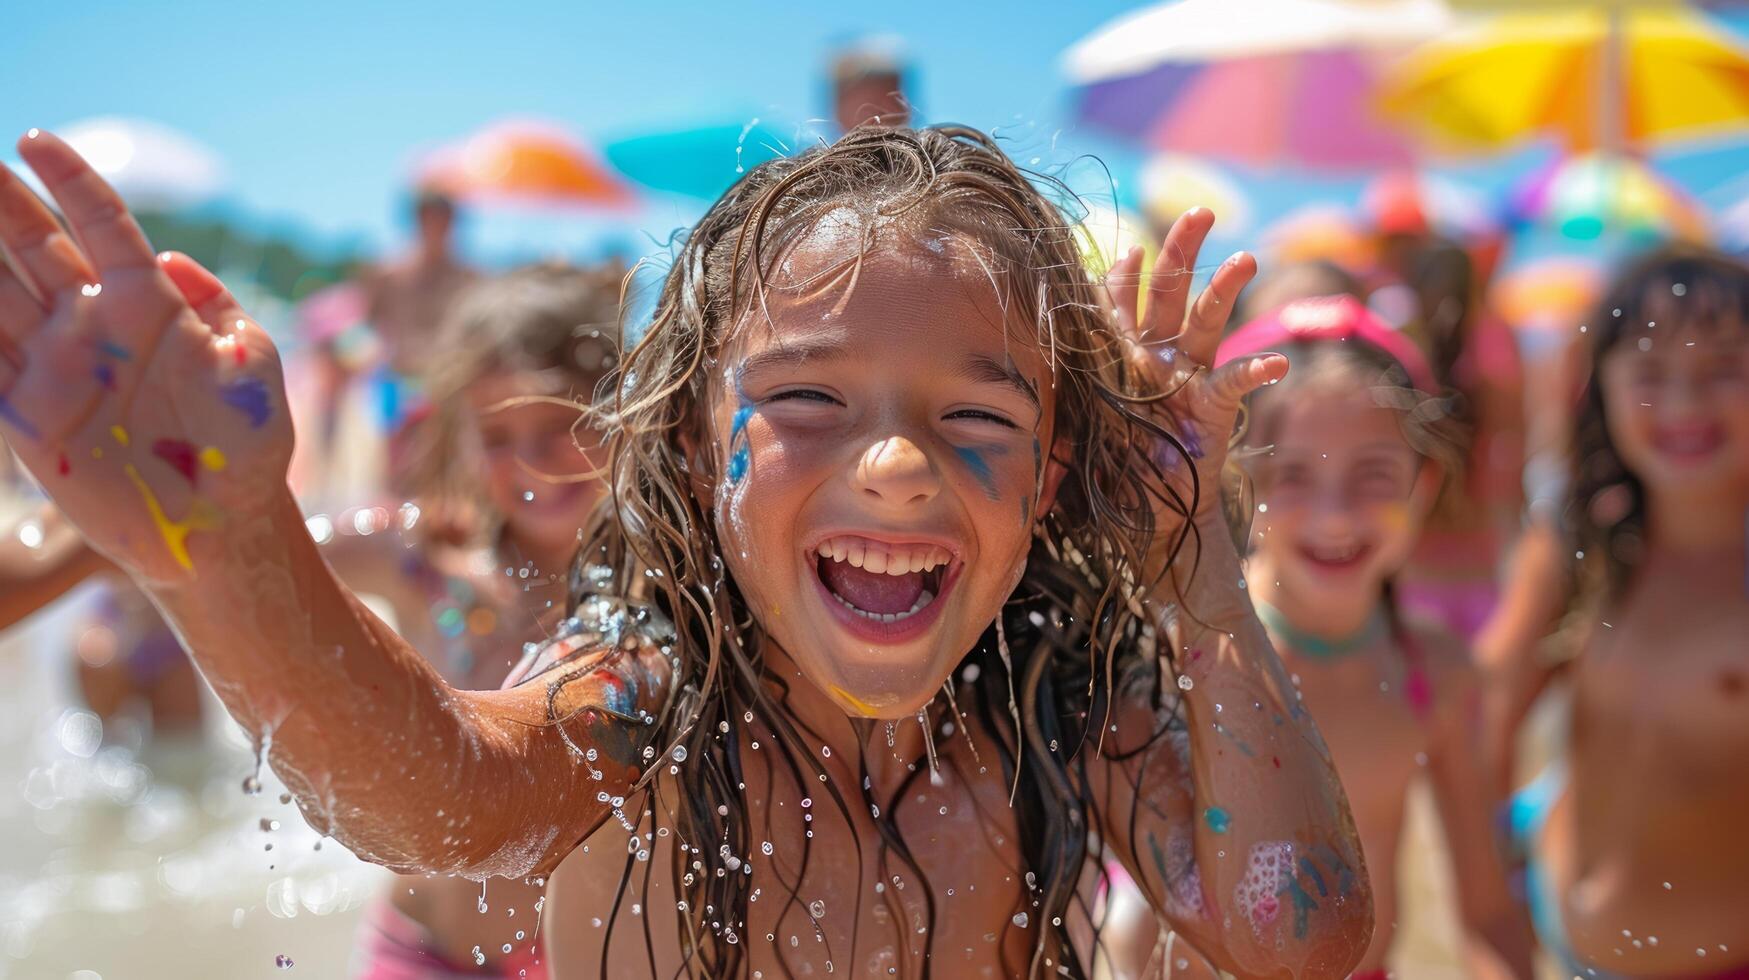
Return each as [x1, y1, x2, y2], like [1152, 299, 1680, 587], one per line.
[1397, 238, 1527, 645]
[1217, 296, 1532, 979]
[323, 264, 621, 979]
[1503, 248, 1749, 977]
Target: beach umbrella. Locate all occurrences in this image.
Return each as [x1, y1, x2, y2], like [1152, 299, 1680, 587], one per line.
[604, 118, 799, 201]
[1138, 155, 1253, 237]
[416, 120, 634, 210]
[1064, 0, 1453, 170]
[1507, 151, 1710, 244]
[13, 117, 227, 211]
[1381, 6, 1749, 155]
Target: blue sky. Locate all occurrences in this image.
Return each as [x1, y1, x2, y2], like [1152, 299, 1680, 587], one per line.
[6, 0, 1749, 265]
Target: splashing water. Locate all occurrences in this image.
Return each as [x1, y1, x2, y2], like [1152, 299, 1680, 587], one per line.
[735, 117, 761, 174]
[996, 615, 1023, 803]
[941, 680, 983, 769]
[916, 703, 944, 780]
[275, 954, 294, 969]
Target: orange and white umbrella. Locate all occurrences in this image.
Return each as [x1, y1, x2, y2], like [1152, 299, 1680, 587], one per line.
[416, 120, 634, 209]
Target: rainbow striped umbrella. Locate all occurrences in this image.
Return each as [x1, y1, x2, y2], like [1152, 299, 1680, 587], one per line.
[1065, 0, 1452, 171]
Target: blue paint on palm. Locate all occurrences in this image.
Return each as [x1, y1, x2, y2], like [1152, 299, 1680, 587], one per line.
[220, 377, 272, 428]
[1202, 806, 1231, 834]
[954, 445, 1001, 500]
[1180, 423, 1205, 460]
[0, 397, 39, 440]
[97, 340, 131, 361]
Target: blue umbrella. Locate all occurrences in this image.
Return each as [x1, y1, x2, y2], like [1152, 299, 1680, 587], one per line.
[604, 118, 804, 201]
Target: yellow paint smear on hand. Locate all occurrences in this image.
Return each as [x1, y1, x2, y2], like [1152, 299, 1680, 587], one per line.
[110, 425, 129, 447]
[123, 463, 219, 572]
[199, 447, 227, 471]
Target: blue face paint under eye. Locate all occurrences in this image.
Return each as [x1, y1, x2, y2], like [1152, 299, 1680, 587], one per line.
[954, 444, 1004, 501]
[727, 365, 753, 485]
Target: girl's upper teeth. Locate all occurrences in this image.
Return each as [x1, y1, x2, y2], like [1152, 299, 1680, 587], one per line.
[817, 536, 950, 576]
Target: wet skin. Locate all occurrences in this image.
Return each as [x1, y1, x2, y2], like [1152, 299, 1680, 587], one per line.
[0, 137, 1371, 978]
[1550, 326, 1749, 973]
[1242, 390, 1533, 978]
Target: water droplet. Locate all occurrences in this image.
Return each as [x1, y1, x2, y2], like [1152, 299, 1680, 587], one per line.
[1012, 912, 1029, 928]
[242, 775, 262, 794]
[671, 745, 688, 762]
[1176, 675, 1194, 691]
[81, 282, 103, 297]
[809, 899, 826, 919]
[473, 946, 485, 966]
[276, 954, 294, 969]
[260, 818, 279, 832]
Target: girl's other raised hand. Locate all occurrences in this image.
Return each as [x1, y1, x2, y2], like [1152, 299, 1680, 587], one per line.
[1105, 207, 1287, 522]
[0, 131, 293, 584]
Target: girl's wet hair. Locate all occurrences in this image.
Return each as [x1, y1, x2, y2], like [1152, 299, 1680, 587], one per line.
[400, 262, 624, 530]
[1569, 246, 1749, 607]
[568, 124, 1209, 978]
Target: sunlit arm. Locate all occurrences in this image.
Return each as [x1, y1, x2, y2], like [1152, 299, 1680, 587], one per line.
[151, 487, 670, 879]
[1098, 512, 1373, 980]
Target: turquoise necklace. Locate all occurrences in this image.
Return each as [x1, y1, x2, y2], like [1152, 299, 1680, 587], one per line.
[1253, 598, 1386, 660]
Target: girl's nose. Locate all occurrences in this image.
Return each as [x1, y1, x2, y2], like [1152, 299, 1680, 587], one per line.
[853, 435, 941, 507]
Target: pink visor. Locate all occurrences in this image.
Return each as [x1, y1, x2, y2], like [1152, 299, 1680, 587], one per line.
[1215, 294, 1437, 393]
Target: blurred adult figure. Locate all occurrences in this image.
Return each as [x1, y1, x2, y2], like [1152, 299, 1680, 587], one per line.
[362, 190, 479, 381]
[830, 38, 912, 132]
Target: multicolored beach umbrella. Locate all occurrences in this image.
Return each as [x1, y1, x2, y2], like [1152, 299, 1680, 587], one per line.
[1507, 151, 1710, 243]
[1064, 0, 1452, 171]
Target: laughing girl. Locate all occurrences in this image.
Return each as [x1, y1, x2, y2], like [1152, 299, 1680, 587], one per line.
[0, 125, 1370, 978]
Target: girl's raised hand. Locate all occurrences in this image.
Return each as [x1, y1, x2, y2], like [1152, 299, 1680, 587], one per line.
[1105, 207, 1286, 522]
[0, 131, 293, 584]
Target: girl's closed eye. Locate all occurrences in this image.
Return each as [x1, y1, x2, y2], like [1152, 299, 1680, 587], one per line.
[766, 388, 842, 406]
[943, 407, 1020, 429]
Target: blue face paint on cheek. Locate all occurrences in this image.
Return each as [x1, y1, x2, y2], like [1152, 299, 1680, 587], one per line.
[953, 445, 1003, 500]
[727, 365, 754, 485]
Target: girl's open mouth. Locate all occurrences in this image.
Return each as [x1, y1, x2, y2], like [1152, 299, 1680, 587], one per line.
[1652, 422, 1725, 464]
[1296, 541, 1371, 575]
[809, 534, 959, 642]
